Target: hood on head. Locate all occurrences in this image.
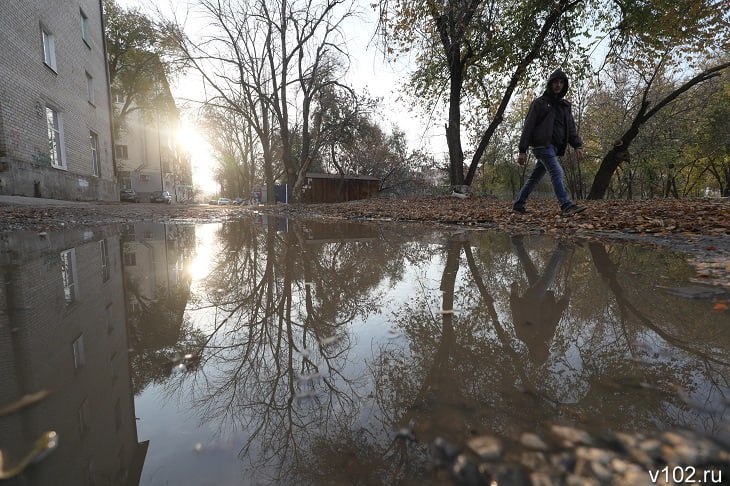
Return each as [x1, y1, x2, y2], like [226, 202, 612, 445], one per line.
[545, 69, 569, 98]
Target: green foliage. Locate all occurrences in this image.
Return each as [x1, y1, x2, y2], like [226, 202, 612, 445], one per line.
[103, 0, 178, 124]
[601, 0, 730, 69]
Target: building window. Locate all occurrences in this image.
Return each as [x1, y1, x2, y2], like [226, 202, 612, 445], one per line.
[110, 352, 118, 383]
[61, 248, 78, 304]
[112, 90, 124, 104]
[114, 398, 122, 430]
[41, 26, 57, 71]
[90, 131, 100, 176]
[106, 304, 114, 334]
[123, 252, 136, 266]
[115, 145, 128, 159]
[77, 397, 90, 437]
[85, 71, 95, 104]
[100, 239, 110, 282]
[46, 106, 66, 169]
[140, 174, 150, 182]
[80, 9, 90, 46]
[73, 335, 86, 369]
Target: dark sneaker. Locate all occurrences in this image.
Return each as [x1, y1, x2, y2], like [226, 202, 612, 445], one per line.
[512, 206, 527, 214]
[561, 204, 586, 216]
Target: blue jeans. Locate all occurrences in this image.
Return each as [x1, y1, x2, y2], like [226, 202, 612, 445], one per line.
[514, 145, 572, 210]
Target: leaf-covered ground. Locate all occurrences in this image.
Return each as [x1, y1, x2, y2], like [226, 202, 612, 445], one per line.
[267, 196, 729, 238]
[1, 195, 728, 288]
[257, 196, 730, 290]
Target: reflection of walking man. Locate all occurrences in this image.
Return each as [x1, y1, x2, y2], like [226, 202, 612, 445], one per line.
[513, 69, 586, 216]
[509, 236, 571, 364]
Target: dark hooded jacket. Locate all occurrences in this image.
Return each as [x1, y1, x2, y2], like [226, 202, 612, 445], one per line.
[518, 69, 582, 156]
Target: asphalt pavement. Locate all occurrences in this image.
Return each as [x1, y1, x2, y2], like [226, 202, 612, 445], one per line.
[0, 195, 99, 207]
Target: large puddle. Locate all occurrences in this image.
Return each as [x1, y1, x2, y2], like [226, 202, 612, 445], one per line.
[1, 216, 729, 484]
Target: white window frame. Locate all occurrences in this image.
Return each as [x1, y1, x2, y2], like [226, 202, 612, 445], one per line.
[41, 26, 57, 71]
[77, 397, 90, 439]
[115, 144, 128, 159]
[90, 131, 100, 176]
[73, 335, 86, 369]
[46, 106, 66, 169]
[100, 238, 110, 281]
[112, 90, 124, 104]
[85, 71, 95, 105]
[123, 251, 136, 266]
[61, 248, 78, 304]
[80, 9, 90, 47]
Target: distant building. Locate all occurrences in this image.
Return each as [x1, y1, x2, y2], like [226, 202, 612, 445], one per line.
[113, 76, 192, 203]
[0, 0, 117, 200]
[298, 173, 380, 204]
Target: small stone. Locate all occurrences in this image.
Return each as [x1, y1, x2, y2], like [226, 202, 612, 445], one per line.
[610, 458, 632, 474]
[615, 432, 639, 451]
[590, 460, 612, 482]
[575, 447, 612, 465]
[520, 432, 549, 451]
[661, 443, 698, 465]
[621, 468, 653, 486]
[566, 473, 598, 485]
[530, 471, 560, 486]
[467, 435, 502, 460]
[638, 438, 661, 456]
[550, 425, 592, 447]
[520, 451, 547, 471]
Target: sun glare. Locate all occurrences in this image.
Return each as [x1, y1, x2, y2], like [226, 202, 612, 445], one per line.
[178, 119, 219, 196]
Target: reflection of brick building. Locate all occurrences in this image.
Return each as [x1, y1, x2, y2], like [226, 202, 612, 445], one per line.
[121, 223, 194, 348]
[0, 227, 146, 484]
[0, 0, 117, 201]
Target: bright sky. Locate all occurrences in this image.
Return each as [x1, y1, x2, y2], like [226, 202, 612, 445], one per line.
[117, 0, 439, 196]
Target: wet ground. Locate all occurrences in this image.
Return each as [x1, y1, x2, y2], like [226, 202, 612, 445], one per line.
[0, 205, 729, 484]
[2, 194, 727, 290]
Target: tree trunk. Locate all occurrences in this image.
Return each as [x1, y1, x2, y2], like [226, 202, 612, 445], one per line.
[588, 61, 730, 200]
[588, 146, 631, 199]
[446, 56, 465, 189]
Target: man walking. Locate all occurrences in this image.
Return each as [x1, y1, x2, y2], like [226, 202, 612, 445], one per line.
[513, 69, 586, 215]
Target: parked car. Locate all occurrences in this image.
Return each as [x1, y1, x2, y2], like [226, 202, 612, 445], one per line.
[150, 191, 172, 204]
[217, 197, 231, 205]
[120, 188, 139, 203]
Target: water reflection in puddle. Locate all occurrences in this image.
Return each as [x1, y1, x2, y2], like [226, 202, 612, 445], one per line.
[0, 216, 728, 484]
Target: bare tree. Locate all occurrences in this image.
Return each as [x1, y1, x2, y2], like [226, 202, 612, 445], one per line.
[161, 0, 358, 202]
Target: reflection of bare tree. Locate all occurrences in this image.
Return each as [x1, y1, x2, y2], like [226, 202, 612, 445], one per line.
[590, 243, 729, 367]
[588, 242, 730, 433]
[372, 232, 730, 462]
[123, 224, 198, 394]
[162, 217, 412, 482]
[134, 221, 730, 481]
[374, 235, 558, 456]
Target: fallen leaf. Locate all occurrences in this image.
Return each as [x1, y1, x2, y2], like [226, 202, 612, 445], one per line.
[712, 302, 728, 312]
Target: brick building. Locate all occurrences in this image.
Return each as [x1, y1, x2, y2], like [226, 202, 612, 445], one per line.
[0, 0, 117, 201]
[0, 227, 147, 484]
[113, 80, 193, 203]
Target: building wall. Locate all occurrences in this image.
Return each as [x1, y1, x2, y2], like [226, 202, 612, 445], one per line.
[0, 227, 144, 484]
[114, 93, 189, 202]
[300, 174, 380, 203]
[0, 0, 117, 201]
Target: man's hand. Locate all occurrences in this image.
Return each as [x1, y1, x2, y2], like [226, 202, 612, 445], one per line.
[575, 148, 584, 161]
[517, 153, 527, 166]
